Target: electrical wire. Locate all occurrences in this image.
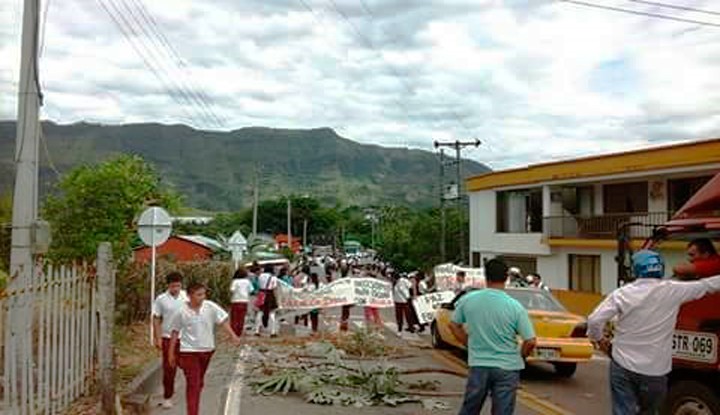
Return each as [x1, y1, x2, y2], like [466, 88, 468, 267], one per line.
[123, 0, 225, 128]
[127, 0, 228, 127]
[559, 0, 720, 28]
[39, 123, 61, 178]
[95, 0, 207, 128]
[625, 0, 720, 17]
[113, 0, 221, 128]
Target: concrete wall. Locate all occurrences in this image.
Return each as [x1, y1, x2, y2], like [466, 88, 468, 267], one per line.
[469, 191, 551, 257]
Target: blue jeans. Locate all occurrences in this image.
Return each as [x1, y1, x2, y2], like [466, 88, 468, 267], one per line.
[458, 367, 520, 415]
[610, 360, 667, 415]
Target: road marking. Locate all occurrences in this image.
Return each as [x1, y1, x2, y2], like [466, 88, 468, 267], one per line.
[223, 346, 249, 415]
[431, 350, 574, 415]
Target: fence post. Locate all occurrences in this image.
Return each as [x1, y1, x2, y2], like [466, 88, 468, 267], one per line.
[97, 242, 116, 415]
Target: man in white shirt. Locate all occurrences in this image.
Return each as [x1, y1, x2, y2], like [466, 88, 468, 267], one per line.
[152, 272, 188, 409]
[392, 273, 416, 333]
[168, 282, 241, 415]
[587, 250, 720, 415]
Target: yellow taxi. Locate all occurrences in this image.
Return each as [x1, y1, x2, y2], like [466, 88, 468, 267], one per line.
[430, 287, 594, 377]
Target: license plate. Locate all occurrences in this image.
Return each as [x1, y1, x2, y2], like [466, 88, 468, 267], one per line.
[535, 347, 560, 360]
[672, 331, 717, 363]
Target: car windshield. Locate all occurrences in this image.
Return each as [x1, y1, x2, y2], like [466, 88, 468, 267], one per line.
[506, 289, 567, 313]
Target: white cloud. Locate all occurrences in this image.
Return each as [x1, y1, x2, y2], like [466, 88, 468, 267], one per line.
[1, 0, 720, 169]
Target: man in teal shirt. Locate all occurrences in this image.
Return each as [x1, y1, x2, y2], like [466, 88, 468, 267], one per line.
[449, 259, 536, 415]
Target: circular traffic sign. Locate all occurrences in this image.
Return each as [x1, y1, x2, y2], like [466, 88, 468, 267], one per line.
[138, 207, 172, 247]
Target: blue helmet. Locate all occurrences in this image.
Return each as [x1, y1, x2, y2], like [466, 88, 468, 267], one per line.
[632, 250, 665, 279]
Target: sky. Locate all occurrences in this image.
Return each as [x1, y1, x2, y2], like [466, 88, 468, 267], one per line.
[1, 0, 720, 169]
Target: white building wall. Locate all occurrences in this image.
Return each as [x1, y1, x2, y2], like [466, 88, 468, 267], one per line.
[469, 191, 551, 257]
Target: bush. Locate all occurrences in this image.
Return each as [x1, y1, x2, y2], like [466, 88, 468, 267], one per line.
[117, 259, 234, 324]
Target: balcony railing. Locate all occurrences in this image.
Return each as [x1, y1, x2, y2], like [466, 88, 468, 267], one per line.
[543, 212, 672, 240]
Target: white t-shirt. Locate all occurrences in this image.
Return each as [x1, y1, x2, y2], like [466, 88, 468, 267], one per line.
[393, 278, 412, 303]
[152, 290, 189, 338]
[169, 300, 229, 352]
[257, 273, 278, 290]
[230, 279, 253, 303]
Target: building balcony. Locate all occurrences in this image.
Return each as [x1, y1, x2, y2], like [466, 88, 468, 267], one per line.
[543, 212, 672, 240]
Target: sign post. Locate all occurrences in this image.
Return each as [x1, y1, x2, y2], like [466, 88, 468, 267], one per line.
[138, 207, 172, 345]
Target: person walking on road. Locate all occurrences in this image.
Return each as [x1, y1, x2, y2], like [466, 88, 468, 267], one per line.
[449, 259, 537, 415]
[229, 267, 253, 337]
[152, 272, 188, 410]
[392, 273, 416, 334]
[587, 249, 720, 415]
[168, 282, 241, 415]
[254, 265, 280, 337]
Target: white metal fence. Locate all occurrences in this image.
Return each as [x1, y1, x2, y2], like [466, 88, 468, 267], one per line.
[1, 262, 99, 414]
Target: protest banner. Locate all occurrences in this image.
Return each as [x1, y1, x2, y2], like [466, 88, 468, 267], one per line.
[276, 277, 393, 310]
[352, 278, 393, 308]
[433, 263, 485, 292]
[412, 291, 456, 325]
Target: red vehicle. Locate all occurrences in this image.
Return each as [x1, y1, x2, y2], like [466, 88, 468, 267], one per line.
[618, 174, 720, 414]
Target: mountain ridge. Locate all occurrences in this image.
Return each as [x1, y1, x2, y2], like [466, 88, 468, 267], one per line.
[0, 120, 491, 211]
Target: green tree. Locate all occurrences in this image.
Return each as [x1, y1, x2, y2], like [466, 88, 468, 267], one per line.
[375, 206, 468, 272]
[43, 155, 180, 263]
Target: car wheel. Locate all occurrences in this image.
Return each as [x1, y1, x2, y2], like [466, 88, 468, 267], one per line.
[431, 322, 450, 349]
[553, 362, 577, 378]
[664, 380, 720, 415]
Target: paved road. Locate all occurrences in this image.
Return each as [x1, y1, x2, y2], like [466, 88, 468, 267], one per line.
[148, 308, 612, 415]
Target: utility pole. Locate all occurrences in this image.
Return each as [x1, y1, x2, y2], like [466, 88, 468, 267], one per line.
[7, 0, 42, 411]
[10, 0, 41, 288]
[439, 149, 446, 262]
[287, 196, 292, 251]
[251, 163, 259, 239]
[434, 139, 481, 266]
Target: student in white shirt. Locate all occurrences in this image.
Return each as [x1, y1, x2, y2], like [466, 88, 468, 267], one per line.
[168, 282, 240, 415]
[392, 273, 416, 334]
[152, 272, 188, 409]
[254, 265, 280, 337]
[588, 250, 720, 415]
[229, 267, 253, 336]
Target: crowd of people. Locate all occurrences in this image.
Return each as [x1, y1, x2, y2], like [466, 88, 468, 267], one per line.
[150, 254, 441, 413]
[154, 241, 720, 415]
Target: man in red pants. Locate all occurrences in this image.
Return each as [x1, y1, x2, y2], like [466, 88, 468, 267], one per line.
[168, 282, 241, 415]
[152, 272, 188, 409]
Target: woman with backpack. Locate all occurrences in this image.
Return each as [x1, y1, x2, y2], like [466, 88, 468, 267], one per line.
[253, 265, 279, 337]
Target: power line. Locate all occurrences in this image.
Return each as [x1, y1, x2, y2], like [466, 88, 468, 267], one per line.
[126, 0, 227, 127]
[113, 0, 222, 128]
[626, 0, 720, 17]
[97, 0, 203, 126]
[95, 0, 212, 128]
[559, 0, 720, 28]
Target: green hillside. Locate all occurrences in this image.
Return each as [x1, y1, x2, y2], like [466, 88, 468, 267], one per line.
[0, 121, 490, 210]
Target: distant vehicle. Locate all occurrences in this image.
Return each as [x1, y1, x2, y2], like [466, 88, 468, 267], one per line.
[431, 287, 593, 378]
[343, 240, 362, 255]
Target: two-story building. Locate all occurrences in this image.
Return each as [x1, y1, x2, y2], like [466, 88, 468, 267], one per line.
[467, 139, 720, 295]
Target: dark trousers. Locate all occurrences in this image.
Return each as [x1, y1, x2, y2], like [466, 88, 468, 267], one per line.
[178, 351, 214, 415]
[340, 305, 352, 331]
[458, 367, 520, 415]
[394, 302, 414, 332]
[610, 360, 667, 415]
[230, 302, 248, 336]
[160, 338, 179, 399]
